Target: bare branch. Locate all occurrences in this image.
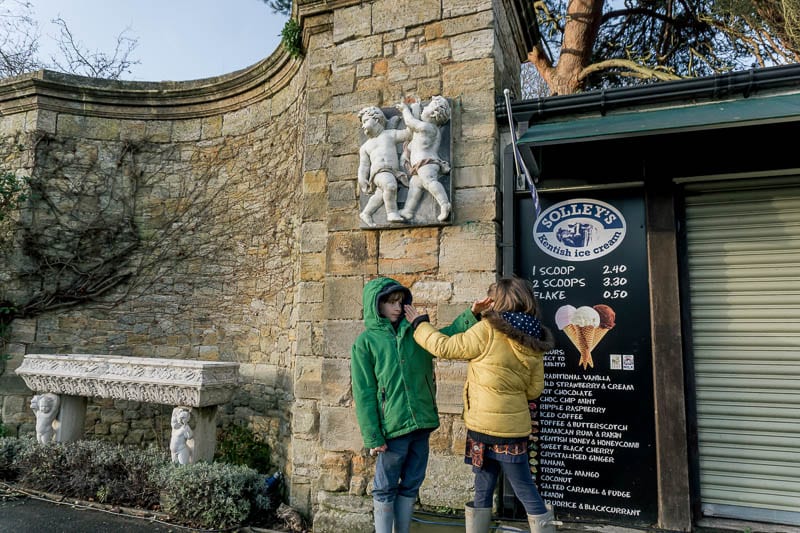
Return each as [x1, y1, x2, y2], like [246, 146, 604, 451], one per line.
[48, 17, 140, 79]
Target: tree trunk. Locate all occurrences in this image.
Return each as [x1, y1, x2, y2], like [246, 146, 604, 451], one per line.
[528, 0, 605, 95]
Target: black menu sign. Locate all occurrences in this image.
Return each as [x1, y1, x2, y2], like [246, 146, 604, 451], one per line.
[518, 190, 657, 524]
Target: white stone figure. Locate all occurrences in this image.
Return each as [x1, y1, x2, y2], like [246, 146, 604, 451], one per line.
[395, 96, 452, 222]
[357, 105, 412, 227]
[170, 406, 194, 465]
[30, 393, 60, 444]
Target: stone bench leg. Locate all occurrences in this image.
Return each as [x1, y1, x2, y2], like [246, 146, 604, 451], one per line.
[191, 405, 218, 463]
[57, 395, 87, 443]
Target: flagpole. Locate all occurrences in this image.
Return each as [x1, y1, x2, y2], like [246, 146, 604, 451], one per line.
[503, 89, 522, 179]
[503, 88, 542, 221]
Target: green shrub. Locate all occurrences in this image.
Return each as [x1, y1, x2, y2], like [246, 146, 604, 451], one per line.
[0, 436, 273, 529]
[0, 436, 34, 481]
[14, 439, 167, 508]
[215, 423, 272, 473]
[151, 461, 269, 529]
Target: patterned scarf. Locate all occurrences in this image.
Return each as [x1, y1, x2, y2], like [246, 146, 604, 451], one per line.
[500, 311, 542, 339]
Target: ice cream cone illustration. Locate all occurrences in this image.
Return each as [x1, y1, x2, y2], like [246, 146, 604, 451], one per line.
[562, 323, 596, 368]
[592, 304, 616, 351]
[555, 304, 616, 370]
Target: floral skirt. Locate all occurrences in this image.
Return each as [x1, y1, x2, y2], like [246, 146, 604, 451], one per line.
[464, 435, 528, 469]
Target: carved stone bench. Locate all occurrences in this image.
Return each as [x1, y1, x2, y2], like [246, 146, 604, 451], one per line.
[15, 354, 240, 463]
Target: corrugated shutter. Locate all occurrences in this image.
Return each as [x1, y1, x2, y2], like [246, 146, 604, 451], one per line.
[683, 176, 800, 526]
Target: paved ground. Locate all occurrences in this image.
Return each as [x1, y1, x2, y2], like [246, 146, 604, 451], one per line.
[2, 483, 792, 533]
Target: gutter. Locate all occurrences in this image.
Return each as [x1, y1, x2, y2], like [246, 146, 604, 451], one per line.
[495, 63, 800, 124]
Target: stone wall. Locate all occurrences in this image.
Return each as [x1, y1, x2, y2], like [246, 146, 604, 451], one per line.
[293, 2, 527, 530]
[0, 1, 531, 529]
[0, 52, 308, 471]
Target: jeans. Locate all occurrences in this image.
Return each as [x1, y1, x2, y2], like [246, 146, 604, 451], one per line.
[372, 428, 432, 503]
[473, 455, 547, 515]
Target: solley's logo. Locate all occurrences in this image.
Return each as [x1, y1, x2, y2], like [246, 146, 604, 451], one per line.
[534, 198, 626, 261]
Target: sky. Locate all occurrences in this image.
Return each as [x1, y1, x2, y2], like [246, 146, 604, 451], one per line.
[29, 0, 289, 82]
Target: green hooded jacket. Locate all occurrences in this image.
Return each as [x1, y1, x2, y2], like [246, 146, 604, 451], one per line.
[350, 277, 479, 448]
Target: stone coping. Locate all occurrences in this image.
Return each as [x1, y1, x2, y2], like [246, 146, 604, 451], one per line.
[16, 354, 240, 407]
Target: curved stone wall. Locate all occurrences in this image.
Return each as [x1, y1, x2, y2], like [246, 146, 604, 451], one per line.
[0, 45, 307, 474]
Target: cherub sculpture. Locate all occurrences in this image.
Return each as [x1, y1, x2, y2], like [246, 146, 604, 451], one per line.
[31, 393, 60, 444]
[357, 105, 411, 227]
[170, 406, 195, 465]
[395, 95, 452, 221]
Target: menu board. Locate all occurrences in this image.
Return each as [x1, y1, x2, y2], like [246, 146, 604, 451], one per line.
[517, 190, 657, 524]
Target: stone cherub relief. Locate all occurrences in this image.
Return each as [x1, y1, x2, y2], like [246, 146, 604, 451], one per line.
[357, 96, 452, 228]
[30, 392, 60, 444]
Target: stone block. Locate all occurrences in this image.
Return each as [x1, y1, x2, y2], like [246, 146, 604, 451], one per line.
[419, 454, 474, 509]
[297, 281, 324, 303]
[378, 227, 439, 274]
[435, 359, 467, 414]
[308, 86, 333, 113]
[460, 109, 496, 140]
[453, 164, 496, 189]
[313, 492, 373, 533]
[292, 400, 319, 435]
[453, 271, 498, 301]
[451, 417, 469, 454]
[439, 222, 497, 273]
[320, 406, 363, 452]
[334, 35, 383, 65]
[291, 436, 321, 473]
[326, 276, 366, 319]
[409, 280, 453, 304]
[327, 233, 377, 276]
[328, 154, 359, 181]
[171, 119, 203, 142]
[331, 66, 356, 95]
[439, 11, 493, 36]
[324, 320, 362, 358]
[443, 0, 492, 18]
[450, 29, 495, 62]
[372, 0, 441, 32]
[301, 222, 328, 253]
[303, 169, 328, 194]
[328, 180, 356, 209]
[328, 112, 361, 157]
[453, 186, 498, 224]
[201, 115, 223, 139]
[333, 4, 372, 43]
[442, 58, 494, 103]
[294, 356, 323, 400]
[320, 452, 351, 491]
[36, 109, 57, 134]
[300, 253, 325, 282]
[321, 358, 353, 406]
[429, 416, 452, 452]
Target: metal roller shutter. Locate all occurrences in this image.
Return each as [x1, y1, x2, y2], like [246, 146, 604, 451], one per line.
[683, 176, 800, 526]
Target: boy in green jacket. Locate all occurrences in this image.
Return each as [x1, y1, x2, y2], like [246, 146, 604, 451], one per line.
[351, 276, 490, 533]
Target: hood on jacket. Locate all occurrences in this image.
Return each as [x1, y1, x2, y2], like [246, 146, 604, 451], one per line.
[362, 277, 412, 329]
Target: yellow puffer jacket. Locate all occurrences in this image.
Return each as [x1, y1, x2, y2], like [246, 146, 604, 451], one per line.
[413, 310, 555, 438]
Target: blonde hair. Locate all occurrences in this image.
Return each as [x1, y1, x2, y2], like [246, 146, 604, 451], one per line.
[487, 276, 540, 317]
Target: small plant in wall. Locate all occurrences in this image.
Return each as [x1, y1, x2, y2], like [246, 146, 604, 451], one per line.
[280, 18, 303, 58]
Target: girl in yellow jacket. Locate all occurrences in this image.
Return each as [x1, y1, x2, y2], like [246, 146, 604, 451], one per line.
[404, 276, 556, 533]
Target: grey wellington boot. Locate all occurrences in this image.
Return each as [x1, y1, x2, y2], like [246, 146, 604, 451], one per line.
[373, 499, 395, 533]
[464, 501, 492, 533]
[527, 507, 556, 533]
[393, 495, 416, 533]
